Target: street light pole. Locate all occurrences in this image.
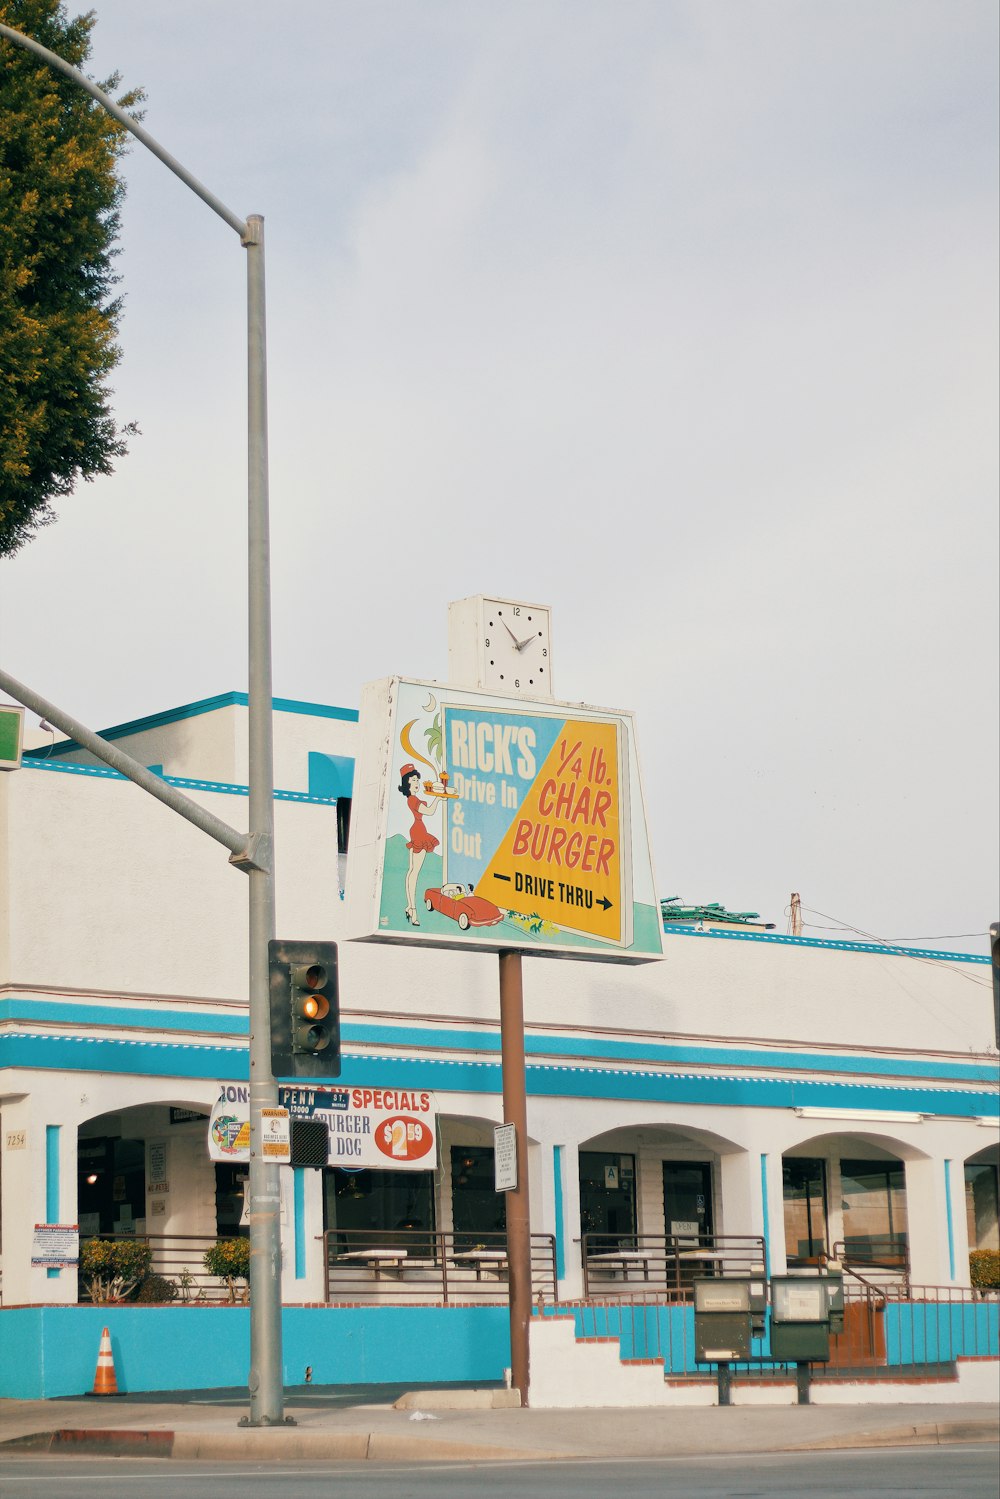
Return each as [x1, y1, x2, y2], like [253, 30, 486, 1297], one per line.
[0, 23, 285, 1425]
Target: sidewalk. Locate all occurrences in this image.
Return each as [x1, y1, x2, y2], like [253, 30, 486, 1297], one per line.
[1, 1389, 997, 1463]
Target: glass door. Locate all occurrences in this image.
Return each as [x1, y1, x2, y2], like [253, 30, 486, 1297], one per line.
[662, 1161, 713, 1243]
[579, 1151, 637, 1246]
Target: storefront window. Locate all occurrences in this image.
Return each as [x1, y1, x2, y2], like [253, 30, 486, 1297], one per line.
[579, 1151, 636, 1245]
[965, 1162, 1000, 1251]
[451, 1146, 506, 1248]
[782, 1157, 828, 1262]
[323, 1168, 435, 1253]
[77, 1137, 145, 1236]
[840, 1157, 908, 1263]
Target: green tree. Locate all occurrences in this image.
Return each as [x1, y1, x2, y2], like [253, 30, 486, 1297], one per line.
[0, 0, 140, 557]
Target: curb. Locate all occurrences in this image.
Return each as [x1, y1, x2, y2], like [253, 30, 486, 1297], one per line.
[2, 1416, 996, 1464]
[0, 1426, 557, 1464]
[790, 1419, 1000, 1452]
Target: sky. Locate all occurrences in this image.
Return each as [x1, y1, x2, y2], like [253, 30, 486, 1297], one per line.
[1, 1, 997, 958]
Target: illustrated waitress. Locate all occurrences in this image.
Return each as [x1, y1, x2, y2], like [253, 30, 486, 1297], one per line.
[399, 762, 442, 925]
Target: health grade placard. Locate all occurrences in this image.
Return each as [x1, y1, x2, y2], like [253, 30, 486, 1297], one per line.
[347, 677, 663, 962]
[469, 714, 627, 945]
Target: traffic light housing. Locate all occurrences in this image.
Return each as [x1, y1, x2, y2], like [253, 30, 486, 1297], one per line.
[268, 939, 340, 1079]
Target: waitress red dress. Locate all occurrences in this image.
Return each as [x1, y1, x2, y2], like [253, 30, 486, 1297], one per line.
[406, 795, 439, 853]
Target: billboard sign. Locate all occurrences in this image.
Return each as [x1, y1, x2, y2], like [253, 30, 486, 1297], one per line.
[347, 677, 662, 962]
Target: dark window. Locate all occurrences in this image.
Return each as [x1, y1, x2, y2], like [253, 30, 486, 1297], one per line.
[782, 1158, 828, 1262]
[77, 1137, 145, 1236]
[579, 1151, 636, 1246]
[451, 1146, 506, 1248]
[323, 1168, 435, 1253]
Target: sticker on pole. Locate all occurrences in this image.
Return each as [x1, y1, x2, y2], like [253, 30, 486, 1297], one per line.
[260, 1107, 291, 1161]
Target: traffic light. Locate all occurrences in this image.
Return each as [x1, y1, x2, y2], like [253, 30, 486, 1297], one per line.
[268, 939, 340, 1079]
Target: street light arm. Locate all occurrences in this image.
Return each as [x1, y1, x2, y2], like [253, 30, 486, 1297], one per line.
[0, 21, 248, 239]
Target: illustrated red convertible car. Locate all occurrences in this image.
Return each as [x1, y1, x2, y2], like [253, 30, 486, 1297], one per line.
[424, 883, 504, 930]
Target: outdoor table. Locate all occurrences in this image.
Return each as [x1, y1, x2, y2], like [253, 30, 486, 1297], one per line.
[451, 1249, 509, 1280]
[586, 1250, 651, 1281]
[335, 1249, 408, 1279]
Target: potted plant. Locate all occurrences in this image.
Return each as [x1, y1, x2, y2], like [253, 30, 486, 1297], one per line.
[79, 1238, 153, 1303]
[203, 1236, 251, 1303]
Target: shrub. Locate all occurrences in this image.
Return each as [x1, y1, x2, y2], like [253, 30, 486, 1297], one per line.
[969, 1249, 1000, 1290]
[79, 1237, 153, 1303]
[134, 1273, 178, 1304]
[203, 1237, 251, 1303]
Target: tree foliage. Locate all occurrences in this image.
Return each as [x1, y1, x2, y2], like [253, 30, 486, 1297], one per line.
[0, 0, 140, 557]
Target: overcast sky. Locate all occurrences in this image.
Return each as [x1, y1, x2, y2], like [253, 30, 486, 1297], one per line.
[1, 1, 997, 957]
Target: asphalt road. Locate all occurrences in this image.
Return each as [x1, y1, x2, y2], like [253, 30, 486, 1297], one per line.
[0, 1447, 997, 1499]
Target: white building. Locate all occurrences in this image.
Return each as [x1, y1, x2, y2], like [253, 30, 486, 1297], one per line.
[1, 692, 997, 1395]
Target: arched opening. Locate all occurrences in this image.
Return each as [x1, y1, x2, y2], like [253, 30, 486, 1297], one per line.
[782, 1130, 926, 1279]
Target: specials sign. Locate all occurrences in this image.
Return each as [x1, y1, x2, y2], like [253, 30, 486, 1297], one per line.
[347, 677, 662, 961]
[208, 1082, 437, 1171]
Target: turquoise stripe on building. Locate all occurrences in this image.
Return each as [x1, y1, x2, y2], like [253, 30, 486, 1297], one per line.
[944, 1159, 956, 1280]
[22, 690, 359, 761]
[21, 759, 338, 806]
[2, 1032, 996, 1118]
[553, 1145, 565, 1279]
[294, 1170, 307, 1280]
[2, 1000, 994, 1086]
[45, 1125, 60, 1280]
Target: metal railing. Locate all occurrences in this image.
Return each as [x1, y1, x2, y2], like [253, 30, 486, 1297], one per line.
[833, 1237, 910, 1294]
[580, 1232, 766, 1298]
[544, 1282, 998, 1378]
[76, 1233, 248, 1304]
[322, 1228, 557, 1305]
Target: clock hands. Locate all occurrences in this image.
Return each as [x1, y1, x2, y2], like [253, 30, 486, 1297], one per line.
[495, 613, 541, 653]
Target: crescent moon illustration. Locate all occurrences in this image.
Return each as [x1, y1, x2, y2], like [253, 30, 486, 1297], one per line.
[399, 718, 437, 773]
[423, 693, 437, 713]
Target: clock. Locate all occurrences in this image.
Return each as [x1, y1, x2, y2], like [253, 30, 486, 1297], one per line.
[448, 596, 554, 697]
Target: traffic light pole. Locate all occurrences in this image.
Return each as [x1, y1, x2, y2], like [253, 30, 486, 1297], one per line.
[0, 24, 286, 1427]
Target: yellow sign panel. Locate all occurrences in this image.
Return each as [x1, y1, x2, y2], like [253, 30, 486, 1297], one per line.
[477, 718, 629, 944]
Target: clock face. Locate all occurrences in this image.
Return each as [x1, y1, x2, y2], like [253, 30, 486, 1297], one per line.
[480, 599, 552, 696]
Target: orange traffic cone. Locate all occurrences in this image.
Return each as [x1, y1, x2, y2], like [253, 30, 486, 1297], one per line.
[86, 1326, 123, 1396]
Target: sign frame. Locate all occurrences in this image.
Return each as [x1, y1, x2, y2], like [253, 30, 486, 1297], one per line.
[347, 676, 663, 964]
[494, 1123, 517, 1192]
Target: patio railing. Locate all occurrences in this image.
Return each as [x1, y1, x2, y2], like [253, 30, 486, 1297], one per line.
[580, 1232, 767, 1298]
[322, 1228, 557, 1305]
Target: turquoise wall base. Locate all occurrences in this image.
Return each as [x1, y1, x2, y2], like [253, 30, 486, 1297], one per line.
[0, 1305, 510, 1400]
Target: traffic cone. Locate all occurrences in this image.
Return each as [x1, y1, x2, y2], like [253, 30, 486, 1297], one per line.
[86, 1326, 123, 1396]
